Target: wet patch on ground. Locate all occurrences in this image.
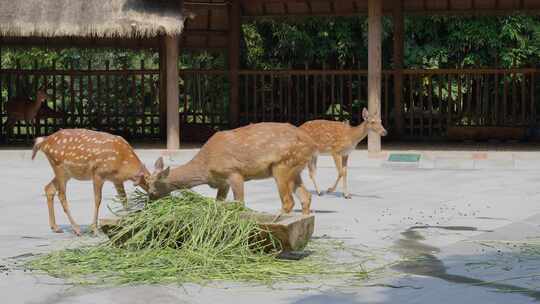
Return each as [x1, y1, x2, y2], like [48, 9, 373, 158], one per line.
[409, 225, 493, 233]
[475, 216, 511, 221]
[393, 227, 540, 300]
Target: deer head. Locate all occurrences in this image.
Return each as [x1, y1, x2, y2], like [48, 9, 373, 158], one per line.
[362, 108, 387, 136]
[35, 82, 50, 104]
[36, 90, 48, 103]
[145, 157, 173, 199]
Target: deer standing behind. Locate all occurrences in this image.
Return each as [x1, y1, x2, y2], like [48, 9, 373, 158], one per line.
[32, 129, 149, 235]
[146, 122, 316, 215]
[300, 108, 387, 199]
[4, 90, 48, 137]
[36, 103, 65, 121]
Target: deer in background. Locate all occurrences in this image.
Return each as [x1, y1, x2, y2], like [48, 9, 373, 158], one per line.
[32, 129, 150, 235]
[146, 122, 316, 215]
[300, 108, 387, 199]
[36, 103, 65, 121]
[4, 90, 49, 137]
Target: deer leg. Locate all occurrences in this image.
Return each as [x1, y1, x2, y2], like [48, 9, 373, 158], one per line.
[55, 177, 81, 236]
[91, 176, 105, 236]
[45, 179, 63, 233]
[113, 182, 128, 209]
[33, 118, 39, 137]
[272, 165, 295, 214]
[228, 173, 245, 203]
[25, 120, 32, 142]
[216, 185, 230, 201]
[327, 153, 344, 194]
[5, 117, 15, 138]
[291, 173, 312, 215]
[307, 156, 322, 196]
[342, 155, 351, 199]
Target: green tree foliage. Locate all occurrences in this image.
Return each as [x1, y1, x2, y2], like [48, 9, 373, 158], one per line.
[0, 48, 159, 70]
[241, 15, 540, 70]
[1, 16, 537, 70]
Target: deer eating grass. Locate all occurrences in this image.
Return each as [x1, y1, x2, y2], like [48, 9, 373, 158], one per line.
[146, 122, 317, 215]
[4, 90, 48, 137]
[32, 129, 149, 235]
[300, 108, 387, 199]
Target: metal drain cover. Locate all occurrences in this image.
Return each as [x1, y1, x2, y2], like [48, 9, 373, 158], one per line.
[388, 153, 421, 163]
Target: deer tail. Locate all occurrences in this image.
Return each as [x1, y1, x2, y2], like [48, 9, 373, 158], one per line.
[31, 137, 46, 160]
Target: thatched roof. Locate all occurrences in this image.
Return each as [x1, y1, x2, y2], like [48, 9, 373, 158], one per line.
[0, 0, 192, 38]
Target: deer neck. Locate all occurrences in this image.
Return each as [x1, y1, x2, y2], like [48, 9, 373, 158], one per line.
[166, 158, 209, 189]
[350, 121, 369, 142]
[30, 98, 44, 115]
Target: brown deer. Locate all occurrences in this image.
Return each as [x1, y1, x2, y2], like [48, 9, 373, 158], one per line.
[299, 108, 387, 199]
[36, 103, 65, 120]
[145, 122, 316, 215]
[32, 129, 150, 235]
[4, 90, 48, 136]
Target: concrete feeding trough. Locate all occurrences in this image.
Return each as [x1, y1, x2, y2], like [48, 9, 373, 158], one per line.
[100, 212, 315, 252]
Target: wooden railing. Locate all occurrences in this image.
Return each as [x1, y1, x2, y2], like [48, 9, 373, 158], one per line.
[239, 69, 394, 127]
[0, 62, 161, 143]
[178, 69, 229, 125]
[177, 69, 229, 142]
[1, 66, 537, 143]
[402, 68, 538, 139]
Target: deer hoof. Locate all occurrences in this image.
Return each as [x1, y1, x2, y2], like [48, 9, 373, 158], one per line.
[344, 194, 352, 199]
[51, 226, 64, 233]
[90, 224, 99, 237]
[72, 226, 82, 236]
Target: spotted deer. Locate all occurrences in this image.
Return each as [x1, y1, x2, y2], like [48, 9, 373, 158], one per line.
[299, 108, 387, 199]
[32, 129, 149, 235]
[146, 122, 317, 215]
[4, 90, 48, 136]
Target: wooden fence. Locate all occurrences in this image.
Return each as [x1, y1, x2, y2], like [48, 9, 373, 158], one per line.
[0, 66, 538, 144]
[403, 68, 538, 139]
[239, 70, 394, 128]
[179, 69, 229, 127]
[0, 61, 161, 143]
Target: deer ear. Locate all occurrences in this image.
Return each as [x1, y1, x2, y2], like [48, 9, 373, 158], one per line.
[362, 108, 369, 120]
[157, 167, 170, 180]
[154, 157, 164, 171]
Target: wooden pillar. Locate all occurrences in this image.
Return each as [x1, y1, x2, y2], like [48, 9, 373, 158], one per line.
[393, 0, 404, 137]
[229, 0, 241, 127]
[368, 0, 382, 152]
[159, 35, 180, 150]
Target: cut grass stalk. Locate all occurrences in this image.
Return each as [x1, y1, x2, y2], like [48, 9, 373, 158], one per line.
[28, 190, 372, 285]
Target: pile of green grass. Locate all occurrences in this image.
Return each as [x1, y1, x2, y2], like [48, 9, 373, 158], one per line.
[28, 190, 370, 285]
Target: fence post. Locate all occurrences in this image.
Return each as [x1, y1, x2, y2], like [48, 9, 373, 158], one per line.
[393, 0, 404, 137]
[228, 0, 241, 128]
[368, 0, 382, 153]
[159, 35, 180, 150]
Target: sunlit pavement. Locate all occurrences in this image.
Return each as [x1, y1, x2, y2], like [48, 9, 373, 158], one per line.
[2, 147, 540, 304]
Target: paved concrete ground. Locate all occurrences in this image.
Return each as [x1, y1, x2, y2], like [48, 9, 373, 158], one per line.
[2, 147, 540, 303]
